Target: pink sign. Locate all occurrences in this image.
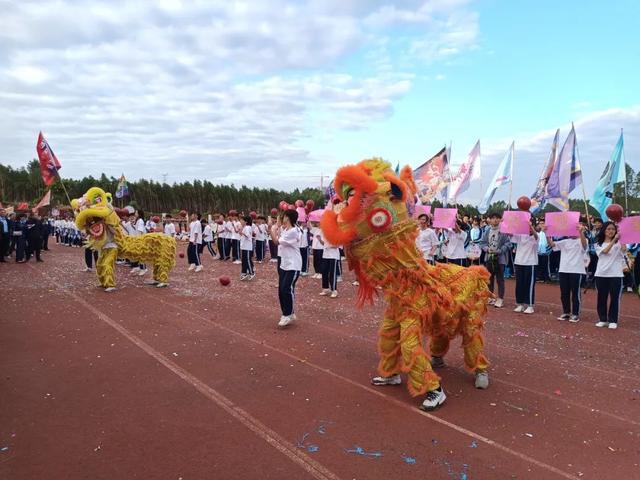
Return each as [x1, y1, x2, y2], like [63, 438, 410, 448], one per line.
[432, 208, 457, 229]
[308, 209, 326, 222]
[545, 211, 580, 237]
[618, 215, 640, 243]
[414, 204, 432, 218]
[500, 210, 531, 235]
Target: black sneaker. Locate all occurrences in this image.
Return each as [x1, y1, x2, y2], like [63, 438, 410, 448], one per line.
[430, 356, 445, 369]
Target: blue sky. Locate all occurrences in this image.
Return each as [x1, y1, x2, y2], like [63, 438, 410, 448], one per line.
[1, 0, 638, 204]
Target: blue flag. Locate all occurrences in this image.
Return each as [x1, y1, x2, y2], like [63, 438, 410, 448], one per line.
[590, 131, 625, 221]
[394, 162, 400, 175]
[478, 142, 513, 214]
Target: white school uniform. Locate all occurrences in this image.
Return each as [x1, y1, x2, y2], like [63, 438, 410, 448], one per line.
[416, 227, 438, 260]
[203, 224, 214, 243]
[445, 230, 467, 260]
[595, 242, 625, 277]
[231, 221, 241, 241]
[145, 220, 156, 233]
[278, 227, 302, 271]
[300, 226, 309, 248]
[240, 225, 253, 251]
[255, 224, 268, 241]
[135, 218, 145, 236]
[512, 234, 539, 266]
[164, 222, 176, 237]
[321, 233, 340, 260]
[189, 220, 203, 244]
[553, 238, 587, 274]
[311, 227, 322, 250]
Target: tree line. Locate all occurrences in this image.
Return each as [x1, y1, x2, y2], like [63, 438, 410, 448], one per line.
[1, 160, 638, 217]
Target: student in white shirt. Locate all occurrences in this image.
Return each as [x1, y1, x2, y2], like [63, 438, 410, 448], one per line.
[133, 210, 148, 276]
[216, 214, 229, 261]
[594, 222, 627, 329]
[511, 221, 539, 314]
[444, 222, 467, 266]
[270, 210, 302, 327]
[229, 211, 241, 264]
[145, 218, 157, 233]
[319, 231, 340, 298]
[254, 216, 268, 263]
[416, 214, 438, 264]
[239, 216, 255, 280]
[202, 221, 216, 258]
[299, 220, 310, 277]
[310, 222, 323, 279]
[164, 221, 176, 238]
[546, 221, 588, 322]
[187, 213, 203, 272]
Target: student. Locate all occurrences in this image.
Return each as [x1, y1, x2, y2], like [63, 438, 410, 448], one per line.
[479, 213, 512, 308]
[269, 217, 280, 263]
[594, 222, 626, 329]
[230, 211, 241, 264]
[310, 221, 324, 279]
[216, 214, 229, 260]
[134, 210, 147, 276]
[13, 214, 27, 263]
[299, 220, 310, 277]
[415, 214, 438, 264]
[536, 219, 552, 282]
[319, 231, 340, 298]
[164, 220, 176, 237]
[511, 220, 539, 314]
[84, 239, 99, 272]
[203, 220, 216, 258]
[240, 216, 255, 280]
[444, 221, 467, 266]
[270, 210, 302, 327]
[546, 221, 588, 322]
[255, 216, 268, 263]
[187, 213, 203, 272]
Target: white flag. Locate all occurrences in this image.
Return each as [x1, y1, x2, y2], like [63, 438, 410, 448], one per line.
[448, 140, 481, 201]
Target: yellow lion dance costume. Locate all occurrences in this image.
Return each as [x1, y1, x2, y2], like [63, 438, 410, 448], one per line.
[74, 187, 176, 291]
[321, 159, 491, 411]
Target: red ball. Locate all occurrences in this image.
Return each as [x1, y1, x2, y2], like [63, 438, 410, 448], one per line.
[279, 201, 288, 211]
[270, 208, 278, 216]
[517, 196, 531, 211]
[287, 204, 296, 210]
[605, 203, 624, 222]
[151, 215, 160, 223]
[178, 252, 185, 258]
[305, 199, 315, 209]
[219, 276, 231, 286]
[228, 209, 238, 217]
[295, 199, 304, 208]
[250, 211, 257, 219]
[179, 210, 188, 218]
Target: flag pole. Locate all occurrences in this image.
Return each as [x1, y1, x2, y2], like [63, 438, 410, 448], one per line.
[55, 169, 73, 206]
[448, 140, 456, 207]
[508, 142, 514, 210]
[573, 130, 591, 221]
[622, 128, 629, 213]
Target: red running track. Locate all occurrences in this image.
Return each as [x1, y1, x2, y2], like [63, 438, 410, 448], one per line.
[1, 243, 639, 479]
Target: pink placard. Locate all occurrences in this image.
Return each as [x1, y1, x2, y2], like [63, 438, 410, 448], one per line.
[545, 211, 580, 237]
[618, 215, 640, 243]
[432, 208, 457, 229]
[414, 204, 432, 218]
[500, 210, 531, 235]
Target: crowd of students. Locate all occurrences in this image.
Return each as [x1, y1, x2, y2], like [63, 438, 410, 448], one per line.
[0, 208, 52, 263]
[415, 211, 639, 329]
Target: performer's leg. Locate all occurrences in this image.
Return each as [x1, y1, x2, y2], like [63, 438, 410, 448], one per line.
[97, 248, 117, 288]
[461, 309, 490, 373]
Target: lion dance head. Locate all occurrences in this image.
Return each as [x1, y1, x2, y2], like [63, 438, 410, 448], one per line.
[74, 187, 118, 250]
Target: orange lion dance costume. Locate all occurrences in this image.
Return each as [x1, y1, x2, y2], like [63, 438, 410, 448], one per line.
[321, 158, 491, 411]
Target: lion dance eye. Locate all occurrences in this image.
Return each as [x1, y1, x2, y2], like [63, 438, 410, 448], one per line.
[367, 208, 392, 232]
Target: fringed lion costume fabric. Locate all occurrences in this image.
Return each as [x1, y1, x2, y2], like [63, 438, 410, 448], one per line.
[321, 159, 491, 407]
[73, 187, 176, 290]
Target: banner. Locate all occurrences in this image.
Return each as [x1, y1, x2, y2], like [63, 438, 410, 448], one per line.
[500, 210, 531, 235]
[547, 126, 582, 211]
[545, 211, 580, 237]
[448, 140, 480, 201]
[115, 174, 129, 199]
[413, 147, 449, 204]
[618, 216, 640, 243]
[33, 190, 51, 212]
[590, 131, 625, 221]
[478, 142, 514, 214]
[530, 129, 559, 213]
[432, 208, 457, 229]
[36, 132, 62, 186]
[413, 204, 432, 218]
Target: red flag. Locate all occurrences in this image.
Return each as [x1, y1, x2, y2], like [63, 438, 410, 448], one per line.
[33, 190, 52, 212]
[413, 146, 448, 204]
[36, 132, 62, 186]
[16, 202, 29, 211]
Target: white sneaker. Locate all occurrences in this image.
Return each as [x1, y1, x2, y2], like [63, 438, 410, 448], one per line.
[104, 287, 116, 292]
[494, 298, 504, 308]
[330, 290, 338, 298]
[475, 371, 489, 389]
[144, 279, 159, 285]
[83, 267, 92, 272]
[240, 274, 247, 281]
[557, 314, 570, 321]
[248, 274, 255, 281]
[420, 387, 446, 411]
[337, 276, 343, 282]
[352, 281, 360, 286]
[523, 306, 534, 314]
[627, 287, 633, 292]
[487, 298, 496, 305]
[195, 265, 203, 272]
[595, 321, 609, 328]
[130, 267, 140, 274]
[291, 313, 297, 321]
[188, 264, 195, 271]
[608, 323, 618, 330]
[156, 282, 168, 288]
[300, 272, 310, 277]
[314, 273, 322, 279]
[319, 289, 330, 296]
[514, 305, 524, 313]
[371, 374, 402, 386]
[138, 269, 147, 276]
[233, 260, 241, 265]
[278, 316, 293, 327]
[569, 315, 580, 323]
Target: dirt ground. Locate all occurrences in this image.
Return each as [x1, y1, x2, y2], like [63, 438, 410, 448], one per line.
[1, 243, 639, 479]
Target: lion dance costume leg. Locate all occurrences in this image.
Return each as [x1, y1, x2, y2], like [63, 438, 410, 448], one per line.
[320, 158, 491, 410]
[73, 187, 176, 291]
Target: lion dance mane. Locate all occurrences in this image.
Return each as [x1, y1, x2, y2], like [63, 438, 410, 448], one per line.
[73, 187, 176, 290]
[320, 158, 491, 401]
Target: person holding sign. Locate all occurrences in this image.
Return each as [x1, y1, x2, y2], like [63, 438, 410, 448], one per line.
[546, 217, 588, 322]
[479, 213, 512, 308]
[594, 222, 627, 329]
[444, 221, 468, 267]
[510, 219, 539, 314]
[416, 214, 438, 264]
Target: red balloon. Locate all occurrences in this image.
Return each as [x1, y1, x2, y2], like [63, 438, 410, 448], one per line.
[287, 204, 296, 210]
[279, 201, 288, 211]
[295, 199, 304, 208]
[605, 203, 624, 222]
[270, 208, 278, 216]
[306, 199, 315, 208]
[178, 252, 185, 258]
[228, 209, 238, 217]
[250, 211, 257, 219]
[115, 208, 129, 219]
[179, 209, 188, 218]
[151, 215, 160, 223]
[219, 276, 231, 286]
[517, 196, 531, 211]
